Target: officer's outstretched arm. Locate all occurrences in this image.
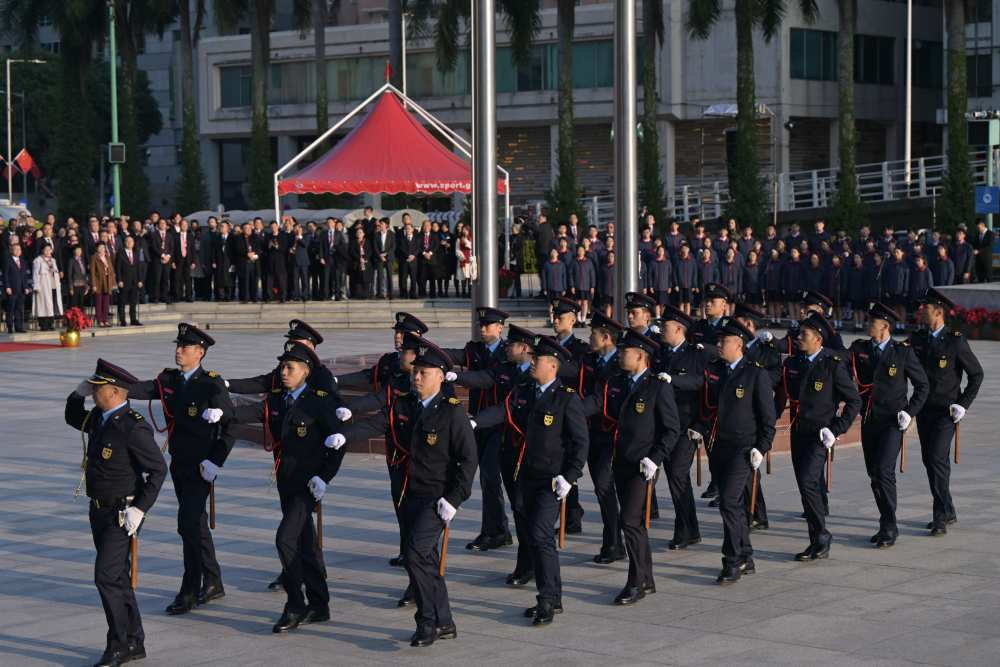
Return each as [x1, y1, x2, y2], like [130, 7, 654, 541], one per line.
[231, 400, 265, 425]
[334, 368, 375, 391]
[753, 369, 778, 454]
[561, 394, 589, 484]
[129, 420, 167, 513]
[127, 378, 159, 401]
[830, 360, 861, 436]
[226, 372, 271, 395]
[454, 368, 497, 389]
[472, 404, 504, 430]
[342, 389, 386, 415]
[339, 409, 389, 444]
[904, 347, 930, 416]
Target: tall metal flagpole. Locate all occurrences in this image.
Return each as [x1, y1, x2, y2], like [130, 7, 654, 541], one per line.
[109, 1, 122, 218]
[904, 0, 912, 194]
[613, 0, 638, 322]
[471, 0, 497, 339]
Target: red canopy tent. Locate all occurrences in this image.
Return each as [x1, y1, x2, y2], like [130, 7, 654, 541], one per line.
[276, 89, 506, 197]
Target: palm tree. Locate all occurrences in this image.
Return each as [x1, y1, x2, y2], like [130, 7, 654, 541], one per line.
[688, 0, 818, 231]
[942, 0, 973, 231]
[177, 0, 209, 213]
[547, 0, 583, 223]
[830, 0, 864, 233]
[640, 0, 666, 226]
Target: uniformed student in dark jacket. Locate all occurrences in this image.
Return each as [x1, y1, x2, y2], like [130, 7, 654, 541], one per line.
[229, 343, 348, 633]
[775, 313, 861, 562]
[781, 290, 845, 354]
[336, 338, 478, 647]
[66, 360, 167, 667]
[334, 312, 429, 392]
[441, 307, 513, 552]
[653, 306, 709, 549]
[568, 243, 596, 323]
[595, 330, 679, 604]
[690, 319, 776, 584]
[474, 336, 589, 626]
[848, 302, 929, 547]
[732, 303, 781, 531]
[128, 323, 235, 615]
[909, 288, 984, 535]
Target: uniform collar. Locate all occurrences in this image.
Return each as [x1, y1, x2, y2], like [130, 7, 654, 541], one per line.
[669, 340, 686, 353]
[557, 333, 575, 347]
[601, 348, 618, 363]
[629, 368, 648, 384]
[931, 325, 946, 339]
[806, 349, 823, 363]
[420, 392, 440, 409]
[182, 366, 201, 382]
[518, 360, 531, 373]
[101, 400, 129, 424]
[286, 383, 308, 402]
[537, 378, 556, 395]
[871, 337, 890, 351]
[728, 357, 743, 372]
[486, 338, 502, 354]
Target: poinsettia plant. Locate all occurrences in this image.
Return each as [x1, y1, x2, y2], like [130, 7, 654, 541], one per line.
[960, 307, 990, 326]
[64, 307, 92, 332]
[498, 267, 516, 290]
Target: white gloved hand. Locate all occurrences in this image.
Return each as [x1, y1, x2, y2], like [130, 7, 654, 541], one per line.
[749, 448, 764, 470]
[74, 381, 93, 397]
[639, 457, 658, 481]
[224, 379, 230, 388]
[469, 418, 477, 430]
[332, 376, 339, 385]
[819, 427, 836, 449]
[308, 476, 327, 501]
[949, 404, 966, 423]
[324, 433, 346, 450]
[199, 459, 220, 482]
[552, 475, 572, 501]
[445, 371, 458, 382]
[757, 330, 774, 343]
[124, 506, 145, 536]
[687, 428, 703, 442]
[436, 497, 457, 522]
[657, 372, 672, 383]
[335, 407, 352, 422]
[649, 324, 661, 334]
[201, 408, 223, 424]
[897, 410, 912, 431]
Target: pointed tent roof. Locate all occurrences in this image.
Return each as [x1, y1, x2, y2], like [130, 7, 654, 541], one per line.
[277, 91, 506, 196]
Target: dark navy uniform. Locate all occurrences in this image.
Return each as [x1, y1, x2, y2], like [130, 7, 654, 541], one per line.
[553, 327, 590, 532]
[65, 361, 167, 666]
[335, 312, 429, 392]
[908, 313, 983, 532]
[741, 333, 782, 527]
[228, 361, 336, 395]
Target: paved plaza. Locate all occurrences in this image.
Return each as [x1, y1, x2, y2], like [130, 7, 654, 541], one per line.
[1, 328, 999, 666]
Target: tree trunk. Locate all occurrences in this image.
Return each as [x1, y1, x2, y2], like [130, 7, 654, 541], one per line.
[943, 0, 973, 230]
[640, 0, 665, 225]
[388, 0, 403, 89]
[552, 0, 581, 221]
[177, 0, 208, 212]
[314, 0, 328, 136]
[248, 0, 274, 210]
[831, 0, 864, 233]
[730, 0, 765, 231]
[114, 2, 150, 217]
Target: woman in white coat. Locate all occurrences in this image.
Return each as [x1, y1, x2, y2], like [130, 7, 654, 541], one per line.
[32, 243, 64, 330]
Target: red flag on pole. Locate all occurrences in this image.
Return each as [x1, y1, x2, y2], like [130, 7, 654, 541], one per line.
[14, 149, 34, 174]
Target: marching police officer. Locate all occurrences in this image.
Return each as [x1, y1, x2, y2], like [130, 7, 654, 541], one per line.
[129, 323, 235, 614]
[775, 313, 860, 562]
[653, 306, 708, 549]
[230, 343, 348, 632]
[334, 312, 429, 391]
[228, 319, 338, 395]
[442, 307, 513, 552]
[781, 290, 846, 354]
[732, 303, 782, 531]
[335, 338, 478, 647]
[624, 291, 659, 338]
[66, 360, 167, 667]
[909, 288, 984, 536]
[848, 302, 929, 547]
[690, 319, 776, 584]
[690, 282, 731, 505]
[591, 330, 679, 604]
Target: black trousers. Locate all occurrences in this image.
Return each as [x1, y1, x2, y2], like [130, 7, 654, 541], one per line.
[173, 262, 192, 301]
[90, 505, 143, 652]
[564, 485, 584, 532]
[520, 477, 562, 605]
[5, 291, 24, 332]
[476, 429, 510, 539]
[587, 434, 622, 552]
[613, 466, 653, 589]
[388, 460, 406, 555]
[418, 261, 436, 297]
[861, 419, 903, 536]
[117, 286, 139, 324]
[149, 261, 170, 301]
[745, 463, 768, 526]
[500, 449, 533, 576]
[276, 489, 328, 613]
[400, 495, 452, 632]
[664, 433, 701, 542]
[398, 261, 417, 298]
[790, 430, 831, 548]
[709, 446, 754, 567]
[917, 407, 958, 527]
[374, 260, 392, 297]
[292, 265, 309, 300]
[265, 266, 288, 301]
[235, 263, 250, 301]
[170, 463, 222, 594]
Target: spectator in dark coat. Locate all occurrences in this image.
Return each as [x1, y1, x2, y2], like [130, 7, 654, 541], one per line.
[290, 226, 312, 302]
[569, 244, 596, 323]
[4, 243, 31, 332]
[263, 222, 289, 302]
[541, 247, 568, 300]
[417, 220, 439, 298]
[718, 248, 742, 309]
[396, 217, 419, 299]
[952, 229, 974, 283]
[972, 219, 994, 282]
[673, 244, 697, 315]
[597, 250, 616, 318]
[533, 214, 555, 293]
[803, 253, 825, 294]
[883, 249, 910, 325]
[780, 249, 805, 303]
[638, 228, 656, 291]
[908, 255, 934, 314]
[931, 244, 955, 287]
[764, 248, 783, 322]
[742, 250, 763, 305]
[695, 248, 719, 310]
[648, 246, 673, 317]
[348, 226, 373, 299]
[845, 253, 867, 330]
[114, 236, 143, 326]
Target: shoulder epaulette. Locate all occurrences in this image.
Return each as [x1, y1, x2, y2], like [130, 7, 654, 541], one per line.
[831, 355, 841, 363]
[127, 410, 144, 421]
[754, 361, 764, 368]
[952, 331, 962, 337]
[271, 388, 282, 394]
[207, 370, 219, 378]
[448, 397, 461, 405]
[898, 339, 910, 347]
[162, 367, 176, 375]
[563, 386, 575, 393]
[695, 343, 704, 350]
[315, 390, 328, 397]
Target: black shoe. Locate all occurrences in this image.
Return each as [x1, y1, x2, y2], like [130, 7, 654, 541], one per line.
[799, 511, 808, 519]
[812, 544, 831, 559]
[465, 534, 490, 551]
[929, 525, 948, 537]
[397, 589, 416, 608]
[524, 602, 563, 618]
[613, 585, 646, 606]
[716, 564, 742, 585]
[197, 583, 225, 605]
[926, 518, 957, 529]
[165, 593, 196, 615]
[410, 626, 436, 647]
[272, 609, 305, 633]
[739, 559, 756, 575]
[565, 523, 583, 535]
[532, 603, 556, 626]
[795, 544, 830, 561]
[389, 554, 405, 567]
[302, 606, 330, 624]
[506, 570, 535, 586]
[267, 575, 283, 591]
[93, 648, 127, 667]
[592, 547, 626, 564]
[436, 624, 458, 640]
[876, 535, 896, 549]
[667, 536, 702, 550]
[707, 497, 721, 508]
[126, 642, 146, 662]
[750, 520, 769, 531]
[870, 531, 885, 544]
[131, 321, 142, 327]
[700, 485, 718, 500]
[641, 582, 656, 595]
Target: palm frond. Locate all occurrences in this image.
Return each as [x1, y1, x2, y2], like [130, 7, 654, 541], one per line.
[212, 0, 249, 34]
[646, 0, 665, 46]
[498, 0, 540, 68]
[797, 0, 819, 23]
[687, 0, 721, 40]
[755, 0, 787, 42]
[433, 0, 467, 74]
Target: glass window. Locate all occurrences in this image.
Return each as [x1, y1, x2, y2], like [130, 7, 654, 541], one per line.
[913, 41, 943, 89]
[966, 0, 992, 23]
[855, 35, 894, 85]
[572, 40, 614, 88]
[790, 29, 837, 81]
[405, 50, 470, 98]
[220, 65, 251, 108]
[967, 53, 992, 98]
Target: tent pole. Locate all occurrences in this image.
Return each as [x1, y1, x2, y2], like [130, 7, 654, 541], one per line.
[504, 174, 511, 270]
[472, 0, 497, 337]
[273, 174, 281, 225]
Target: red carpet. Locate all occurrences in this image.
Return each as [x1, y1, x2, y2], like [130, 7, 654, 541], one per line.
[0, 342, 64, 352]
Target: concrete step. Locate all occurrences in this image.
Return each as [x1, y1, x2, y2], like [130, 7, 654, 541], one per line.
[0, 319, 186, 343]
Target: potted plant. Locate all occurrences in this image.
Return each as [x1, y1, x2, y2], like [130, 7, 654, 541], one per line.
[498, 268, 516, 298]
[61, 307, 92, 347]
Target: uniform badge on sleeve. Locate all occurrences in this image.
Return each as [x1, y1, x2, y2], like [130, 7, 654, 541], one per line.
[101, 447, 112, 460]
[735, 386, 745, 399]
[188, 405, 198, 417]
[296, 424, 307, 437]
[543, 414, 554, 426]
[813, 381, 824, 392]
[426, 431, 438, 445]
[634, 400, 646, 414]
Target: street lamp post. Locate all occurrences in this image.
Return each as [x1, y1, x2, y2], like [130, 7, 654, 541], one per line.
[5, 58, 45, 204]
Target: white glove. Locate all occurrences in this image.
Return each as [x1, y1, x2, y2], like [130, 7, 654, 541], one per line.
[199, 459, 220, 482]
[639, 457, 658, 481]
[687, 428, 703, 442]
[124, 506, 145, 536]
[749, 448, 764, 470]
[74, 381, 93, 397]
[949, 404, 966, 423]
[324, 433, 346, 450]
[649, 324, 661, 334]
[757, 330, 774, 343]
[308, 476, 327, 501]
[332, 376, 339, 385]
[897, 410, 912, 431]
[469, 418, 477, 430]
[819, 427, 836, 449]
[436, 497, 457, 522]
[445, 371, 458, 382]
[224, 379, 230, 388]
[657, 372, 672, 383]
[552, 475, 572, 501]
[201, 408, 223, 423]
[335, 407, 352, 422]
